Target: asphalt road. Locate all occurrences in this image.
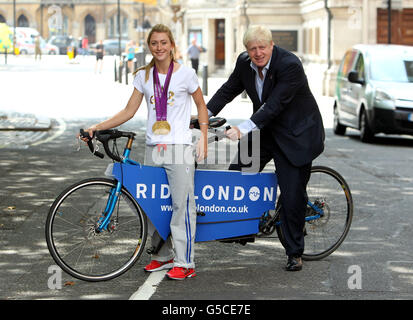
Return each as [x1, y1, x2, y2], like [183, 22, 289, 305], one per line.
[1, 55, 412, 304]
[1, 121, 413, 303]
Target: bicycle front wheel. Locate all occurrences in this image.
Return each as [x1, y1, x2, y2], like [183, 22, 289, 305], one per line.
[276, 166, 353, 261]
[45, 178, 147, 282]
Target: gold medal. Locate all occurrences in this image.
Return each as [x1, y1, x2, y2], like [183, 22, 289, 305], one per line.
[152, 120, 171, 135]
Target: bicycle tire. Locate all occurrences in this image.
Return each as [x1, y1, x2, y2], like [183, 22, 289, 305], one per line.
[275, 166, 353, 261]
[45, 178, 147, 282]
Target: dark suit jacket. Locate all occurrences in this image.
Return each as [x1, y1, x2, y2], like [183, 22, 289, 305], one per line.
[207, 45, 325, 167]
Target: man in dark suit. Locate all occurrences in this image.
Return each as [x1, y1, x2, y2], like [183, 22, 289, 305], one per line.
[207, 26, 325, 271]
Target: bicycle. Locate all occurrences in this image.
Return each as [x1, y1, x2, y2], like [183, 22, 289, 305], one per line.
[45, 117, 353, 281]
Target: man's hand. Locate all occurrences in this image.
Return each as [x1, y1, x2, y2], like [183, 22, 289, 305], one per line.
[225, 126, 241, 141]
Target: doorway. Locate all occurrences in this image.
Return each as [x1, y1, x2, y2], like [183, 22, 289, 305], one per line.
[215, 19, 225, 65]
[84, 14, 96, 44]
[377, 8, 413, 45]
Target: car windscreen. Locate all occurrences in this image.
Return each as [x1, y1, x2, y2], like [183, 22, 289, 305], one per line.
[369, 53, 413, 82]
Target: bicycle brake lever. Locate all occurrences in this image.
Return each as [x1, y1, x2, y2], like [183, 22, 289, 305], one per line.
[79, 129, 104, 159]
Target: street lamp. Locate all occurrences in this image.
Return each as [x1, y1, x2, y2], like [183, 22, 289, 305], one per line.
[242, 0, 249, 29]
[13, 0, 16, 55]
[383, 0, 403, 44]
[388, 0, 392, 44]
[117, 0, 121, 56]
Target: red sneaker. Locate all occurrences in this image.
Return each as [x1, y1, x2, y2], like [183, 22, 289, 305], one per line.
[144, 259, 174, 272]
[166, 267, 196, 280]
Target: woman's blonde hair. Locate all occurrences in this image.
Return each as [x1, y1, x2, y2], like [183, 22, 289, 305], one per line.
[243, 26, 273, 48]
[133, 24, 176, 81]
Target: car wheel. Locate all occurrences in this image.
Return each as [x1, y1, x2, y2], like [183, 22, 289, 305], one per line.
[49, 50, 56, 55]
[360, 109, 374, 143]
[333, 105, 346, 135]
[20, 49, 28, 55]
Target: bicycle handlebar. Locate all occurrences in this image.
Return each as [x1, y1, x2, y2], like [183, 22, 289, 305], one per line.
[190, 117, 227, 129]
[79, 128, 136, 162]
[79, 129, 105, 159]
[80, 118, 230, 161]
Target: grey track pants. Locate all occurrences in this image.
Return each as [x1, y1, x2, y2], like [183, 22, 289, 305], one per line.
[144, 144, 197, 269]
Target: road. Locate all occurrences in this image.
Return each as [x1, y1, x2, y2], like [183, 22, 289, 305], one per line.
[0, 55, 412, 304]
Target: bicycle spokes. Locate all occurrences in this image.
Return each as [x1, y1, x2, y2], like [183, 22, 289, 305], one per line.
[46, 179, 147, 281]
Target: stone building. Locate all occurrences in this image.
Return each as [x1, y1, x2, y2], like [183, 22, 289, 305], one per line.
[179, 0, 413, 95]
[1, 0, 413, 95]
[0, 0, 174, 44]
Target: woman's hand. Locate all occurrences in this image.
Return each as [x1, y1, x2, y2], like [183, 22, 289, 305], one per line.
[196, 133, 208, 162]
[77, 125, 97, 142]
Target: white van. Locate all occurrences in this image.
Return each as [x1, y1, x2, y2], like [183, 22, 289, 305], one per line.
[15, 27, 39, 39]
[14, 27, 58, 55]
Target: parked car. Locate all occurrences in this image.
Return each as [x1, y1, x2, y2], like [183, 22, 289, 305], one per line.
[89, 39, 128, 56]
[47, 35, 76, 55]
[334, 44, 413, 142]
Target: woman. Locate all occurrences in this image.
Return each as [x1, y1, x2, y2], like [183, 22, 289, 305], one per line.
[125, 40, 136, 72]
[84, 24, 208, 280]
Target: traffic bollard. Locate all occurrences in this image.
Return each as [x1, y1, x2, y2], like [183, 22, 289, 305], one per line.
[119, 58, 123, 84]
[125, 59, 129, 85]
[114, 59, 118, 82]
[202, 64, 208, 96]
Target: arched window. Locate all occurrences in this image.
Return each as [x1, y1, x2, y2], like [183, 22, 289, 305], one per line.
[17, 14, 29, 27]
[84, 14, 96, 43]
[108, 14, 128, 38]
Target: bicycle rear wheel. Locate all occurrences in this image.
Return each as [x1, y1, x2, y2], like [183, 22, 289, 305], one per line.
[276, 166, 353, 261]
[45, 178, 147, 281]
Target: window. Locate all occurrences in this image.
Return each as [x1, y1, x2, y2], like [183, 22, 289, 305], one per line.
[17, 14, 29, 27]
[339, 50, 357, 77]
[354, 54, 365, 81]
[108, 14, 128, 38]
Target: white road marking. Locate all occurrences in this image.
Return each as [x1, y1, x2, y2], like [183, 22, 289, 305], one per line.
[129, 270, 167, 300]
[31, 118, 66, 146]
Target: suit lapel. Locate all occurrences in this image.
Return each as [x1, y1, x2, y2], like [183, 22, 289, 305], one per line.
[261, 46, 278, 103]
[245, 67, 261, 106]
[262, 72, 274, 103]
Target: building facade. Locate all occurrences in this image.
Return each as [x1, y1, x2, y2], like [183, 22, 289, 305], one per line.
[0, 0, 175, 44]
[1, 0, 413, 95]
[180, 0, 413, 95]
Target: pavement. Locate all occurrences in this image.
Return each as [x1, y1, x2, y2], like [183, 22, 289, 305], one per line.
[0, 112, 51, 131]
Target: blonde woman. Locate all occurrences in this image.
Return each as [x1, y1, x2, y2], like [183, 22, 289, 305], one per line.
[85, 24, 209, 280]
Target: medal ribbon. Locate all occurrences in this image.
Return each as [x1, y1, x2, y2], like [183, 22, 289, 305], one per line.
[153, 61, 174, 122]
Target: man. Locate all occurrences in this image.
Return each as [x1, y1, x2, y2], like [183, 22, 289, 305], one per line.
[34, 35, 41, 61]
[187, 38, 203, 74]
[207, 26, 325, 271]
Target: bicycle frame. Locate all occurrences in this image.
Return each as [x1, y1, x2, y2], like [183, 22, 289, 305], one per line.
[98, 144, 278, 241]
[95, 144, 140, 233]
[97, 143, 327, 240]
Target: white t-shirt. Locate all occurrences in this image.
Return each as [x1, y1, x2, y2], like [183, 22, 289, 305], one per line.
[133, 65, 199, 145]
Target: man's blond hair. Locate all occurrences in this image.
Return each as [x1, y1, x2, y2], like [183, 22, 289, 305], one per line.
[243, 26, 273, 48]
